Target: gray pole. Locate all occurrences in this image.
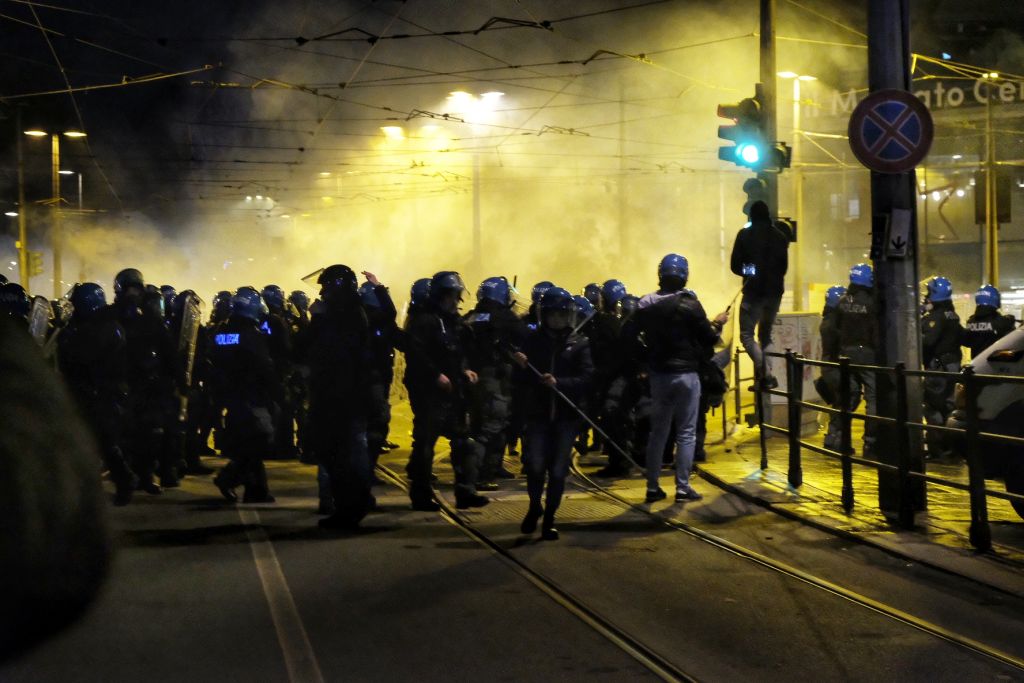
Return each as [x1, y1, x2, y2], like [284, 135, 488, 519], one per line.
[868, 0, 925, 515]
[760, 0, 778, 217]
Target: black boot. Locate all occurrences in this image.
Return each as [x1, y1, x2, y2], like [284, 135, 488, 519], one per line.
[455, 490, 489, 509]
[541, 514, 559, 541]
[520, 505, 543, 534]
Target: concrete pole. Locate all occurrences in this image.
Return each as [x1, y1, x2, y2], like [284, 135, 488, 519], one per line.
[868, 0, 925, 514]
[760, 0, 778, 218]
[984, 80, 998, 286]
[15, 108, 29, 287]
[793, 77, 804, 310]
[51, 134, 62, 299]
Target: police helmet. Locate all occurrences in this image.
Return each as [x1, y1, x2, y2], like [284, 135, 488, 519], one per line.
[573, 294, 595, 319]
[531, 281, 555, 306]
[288, 290, 310, 313]
[619, 294, 640, 317]
[359, 281, 381, 308]
[171, 290, 199, 320]
[927, 276, 953, 303]
[849, 263, 873, 288]
[429, 271, 465, 303]
[160, 285, 176, 312]
[975, 284, 1000, 308]
[601, 279, 628, 307]
[583, 283, 601, 308]
[261, 284, 285, 311]
[540, 286, 574, 312]
[141, 289, 165, 321]
[0, 283, 31, 320]
[477, 276, 513, 307]
[231, 286, 264, 322]
[0, 273, 7, 285]
[410, 278, 431, 307]
[211, 290, 232, 322]
[70, 283, 107, 317]
[114, 268, 145, 297]
[658, 253, 689, 283]
[825, 285, 847, 309]
[317, 265, 358, 294]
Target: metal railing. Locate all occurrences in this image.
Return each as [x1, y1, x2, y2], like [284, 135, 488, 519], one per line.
[753, 350, 1024, 552]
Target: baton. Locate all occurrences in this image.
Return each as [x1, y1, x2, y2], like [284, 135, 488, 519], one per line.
[516, 354, 643, 471]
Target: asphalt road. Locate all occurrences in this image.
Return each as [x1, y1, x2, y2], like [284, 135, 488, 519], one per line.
[2, 444, 1023, 682]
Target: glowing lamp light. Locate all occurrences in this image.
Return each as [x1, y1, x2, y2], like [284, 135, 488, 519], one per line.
[952, 154, 962, 160]
[380, 126, 405, 140]
[777, 71, 798, 79]
[24, 130, 47, 137]
[4, 211, 17, 217]
[956, 189, 965, 197]
[58, 170, 74, 175]
[736, 143, 761, 165]
[63, 131, 86, 138]
[931, 191, 941, 201]
[245, 195, 253, 201]
[255, 195, 263, 200]
[319, 171, 331, 177]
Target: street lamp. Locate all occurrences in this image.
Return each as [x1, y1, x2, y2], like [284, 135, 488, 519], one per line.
[778, 72, 816, 310]
[59, 169, 83, 210]
[23, 128, 87, 296]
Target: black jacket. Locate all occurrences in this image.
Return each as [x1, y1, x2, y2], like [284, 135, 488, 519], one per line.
[58, 313, 127, 402]
[630, 290, 721, 373]
[301, 302, 372, 416]
[730, 218, 789, 297]
[962, 305, 1015, 358]
[835, 284, 878, 350]
[364, 285, 399, 384]
[922, 300, 963, 365]
[208, 316, 278, 408]
[588, 311, 624, 379]
[515, 328, 594, 422]
[464, 303, 527, 375]
[403, 305, 471, 397]
[820, 307, 840, 361]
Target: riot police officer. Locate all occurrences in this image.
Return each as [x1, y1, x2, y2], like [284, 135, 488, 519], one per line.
[261, 284, 295, 459]
[403, 271, 488, 510]
[210, 290, 232, 326]
[592, 278, 630, 477]
[513, 287, 594, 540]
[58, 283, 138, 505]
[466, 276, 527, 488]
[963, 284, 1015, 359]
[109, 268, 176, 494]
[921, 276, 963, 460]
[827, 264, 879, 456]
[818, 285, 846, 451]
[358, 272, 400, 471]
[209, 287, 279, 503]
[522, 281, 555, 330]
[583, 283, 601, 311]
[301, 265, 375, 529]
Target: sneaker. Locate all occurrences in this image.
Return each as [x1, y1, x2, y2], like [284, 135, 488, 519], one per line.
[675, 488, 703, 502]
[645, 488, 667, 503]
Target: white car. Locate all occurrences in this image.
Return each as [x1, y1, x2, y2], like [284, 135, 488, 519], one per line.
[948, 328, 1024, 520]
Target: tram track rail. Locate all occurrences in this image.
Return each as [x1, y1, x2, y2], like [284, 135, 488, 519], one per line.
[567, 456, 1024, 673]
[374, 463, 699, 683]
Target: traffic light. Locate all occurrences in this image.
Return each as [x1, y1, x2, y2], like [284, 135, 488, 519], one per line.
[717, 92, 764, 169]
[717, 84, 792, 172]
[28, 251, 43, 277]
[742, 177, 768, 217]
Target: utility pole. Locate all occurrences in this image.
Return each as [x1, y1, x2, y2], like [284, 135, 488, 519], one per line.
[792, 78, 804, 310]
[51, 133, 63, 299]
[760, 0, 778, 217]
[868, 0, 925, 515]
[983, 77, 999, 285]
[15, 108, 29, 287]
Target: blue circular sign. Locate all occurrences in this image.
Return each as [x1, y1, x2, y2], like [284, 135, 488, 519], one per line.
[848, 89, 934, 174]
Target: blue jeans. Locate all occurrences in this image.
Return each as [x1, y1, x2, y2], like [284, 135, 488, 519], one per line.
[522, 419, 577, 516]
[645, 371, 701, 493]
[739, 293, 782, 377]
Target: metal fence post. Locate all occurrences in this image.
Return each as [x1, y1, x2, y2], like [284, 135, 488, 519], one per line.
[757, 351, 768, 470]
[734, 347, 742, 426]
[961, 366, 992, 552]
[838, 356, 854, 513]
[786, 350, 803, 488]
[894, 362, 914, 528]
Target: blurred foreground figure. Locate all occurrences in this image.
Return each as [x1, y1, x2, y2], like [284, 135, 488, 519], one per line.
[0, 315, 112, 662]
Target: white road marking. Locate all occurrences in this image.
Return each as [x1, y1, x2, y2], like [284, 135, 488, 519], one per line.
[239, 508, 325, 683]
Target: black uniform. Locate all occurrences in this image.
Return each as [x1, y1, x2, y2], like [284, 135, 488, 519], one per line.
[363, 285, 400, 467]
[465, 301, 527, 483]
[962, 305, 1015, 359]
[208, 316, 279, 502]
[589, 310, 630, 474]
[108, 298, 177, 491]
[58, 310, 137, 503]
[922, 299, 963, 458]
[264, 309, 294, 459]
[301, 299, 374, 526]
[403, 303, 484, 507]
[826, 284, 879, 453]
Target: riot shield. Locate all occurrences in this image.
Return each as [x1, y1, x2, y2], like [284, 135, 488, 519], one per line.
[178, 292, 203, 388]
[28, 296, 52, 346]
